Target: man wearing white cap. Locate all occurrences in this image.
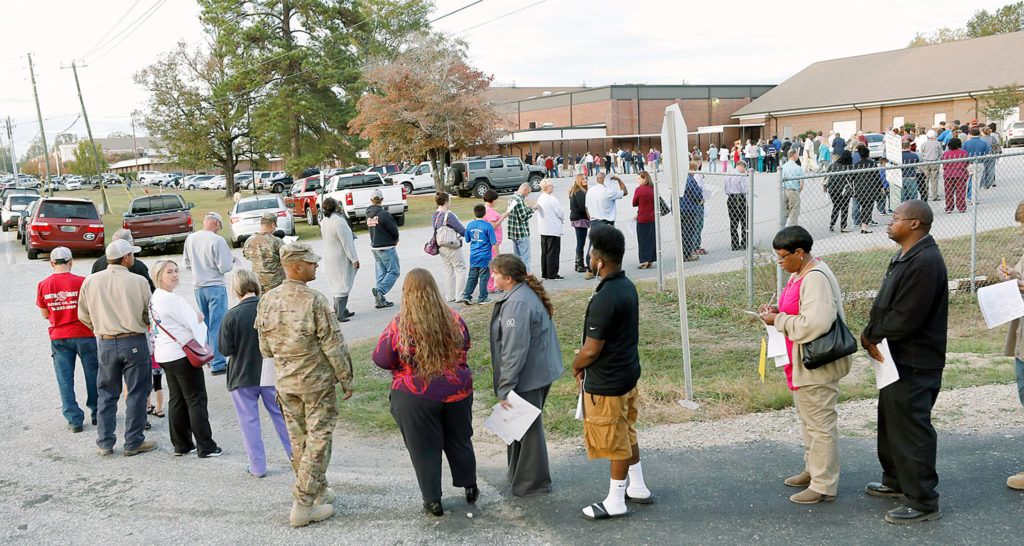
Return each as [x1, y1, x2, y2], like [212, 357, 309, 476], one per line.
[918, 130, 944, 201]
[366, 188, 399, 309]
[91, 229, 155, 292]
[78, 239, 157, 457]
[183, 211, 234, 375]
[36, 247, 98, 433]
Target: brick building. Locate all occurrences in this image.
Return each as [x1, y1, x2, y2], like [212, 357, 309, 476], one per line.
[733, 32, 1024, 139]
[485, 84, 774, 160]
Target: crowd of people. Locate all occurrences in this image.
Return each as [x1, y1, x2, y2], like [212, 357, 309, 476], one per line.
[526, 148, 661, 179]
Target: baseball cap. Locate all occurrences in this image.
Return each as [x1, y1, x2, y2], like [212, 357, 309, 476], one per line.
[205, 211, 223, 224]
[50, 247, 73, 262]
[261, 212, 278, 223]
[105, 239, 142, 260]
[279, 242, 321, 264]
[370, 188, 384, 201]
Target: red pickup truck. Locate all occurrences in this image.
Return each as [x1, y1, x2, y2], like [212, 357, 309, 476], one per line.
[122, 194, 195, 251]
[284, 175, 324, 226]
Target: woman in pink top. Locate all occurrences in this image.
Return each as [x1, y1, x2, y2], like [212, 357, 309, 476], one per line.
[760, 226, 851, 506]
[941, 137, 969, 213]
[482, 189, 504, 293]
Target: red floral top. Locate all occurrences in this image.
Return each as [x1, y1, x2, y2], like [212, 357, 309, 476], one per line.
[372, 312, 473, 403]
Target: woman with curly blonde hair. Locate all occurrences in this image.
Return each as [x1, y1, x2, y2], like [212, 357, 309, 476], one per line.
[372, 268, 477, 516]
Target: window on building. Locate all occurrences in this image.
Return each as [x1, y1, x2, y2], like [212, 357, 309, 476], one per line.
[832, 120, 857, 139]
[933, 113, 946, 127]
[782, 125, 792, 138]
[528, 122, 536, 129]
[893, 116, 905, 129]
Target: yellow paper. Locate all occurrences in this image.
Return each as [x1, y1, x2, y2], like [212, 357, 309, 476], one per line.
[758, 337, 767, 383]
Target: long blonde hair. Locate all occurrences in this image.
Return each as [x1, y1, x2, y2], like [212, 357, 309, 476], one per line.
[569, 174, 588, 196]
[637, 171, 652, 186]
[398, 269, 464, 380]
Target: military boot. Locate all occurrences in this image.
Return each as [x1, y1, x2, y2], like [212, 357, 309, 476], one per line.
[314, 487, 335, 505]
[290, 501, 334, 528]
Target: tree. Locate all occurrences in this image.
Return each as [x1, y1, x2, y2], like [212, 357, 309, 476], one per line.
[349, 35, 501, 189]
[135, 40, 250, 196]
[20, 135, 46, 164]
[910, 2, 1024, 46]
[52, 133, 78, 151]
[106, 131, 133, 139]
[980, 84, 1024, 122]
[199, 0, 431, 178]
[65, 141, 108, 175]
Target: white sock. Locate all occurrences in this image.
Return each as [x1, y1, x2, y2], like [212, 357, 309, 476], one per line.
[582, 479, 627, 517]
[627, 462, 651, 498]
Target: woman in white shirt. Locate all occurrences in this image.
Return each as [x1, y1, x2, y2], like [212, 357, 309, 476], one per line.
[536, 179, 566, 280]
[150, 259, 222, 458]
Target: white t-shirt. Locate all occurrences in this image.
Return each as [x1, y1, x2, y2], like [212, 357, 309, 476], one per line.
[536, 192, 565, 236]
[150, 288, 202, 363]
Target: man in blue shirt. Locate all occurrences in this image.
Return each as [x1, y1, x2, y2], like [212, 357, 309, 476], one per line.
[832, 133, 846, 157]
[459, 204, 497, 304]
[900, 141, 921, 202]
[780, 151, 804, 227]
[962, 128, 992, 191]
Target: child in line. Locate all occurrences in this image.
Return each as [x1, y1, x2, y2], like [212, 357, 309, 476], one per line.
[459, 204, 497, 305]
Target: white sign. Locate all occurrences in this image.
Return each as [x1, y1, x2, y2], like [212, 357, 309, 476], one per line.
[883, 132, 903, 205]
[977, 279, 1024, 329]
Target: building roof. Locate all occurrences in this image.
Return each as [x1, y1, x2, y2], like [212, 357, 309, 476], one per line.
[734, 32, 1024, 118]
[486, 86, 585, 104]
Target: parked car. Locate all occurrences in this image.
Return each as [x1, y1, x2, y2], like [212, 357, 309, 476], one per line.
[1006, 121, 1024, 148]
[234, 172, 255, 190]
[318, 172, 407, 226]
[446, 156, 544, 198]
[122, 193, 195, 252]
[137, 170, 164, 185]
[201, 175, 227, 190]
[864, 133, 885, 159]
[256, 171, 285, 190]
[25, 197, 105, 260]
[284, 175, 325, 225]
[228, 194, 295, 247]
[364, 164, 402, 177]
[16, 198, 41, 243]
[1, 187, 40, 203]
[386, 161, 438, 193]
[181, 174, 213, 190]
[16, 174, 41, 189]
[266, 167, 319, 193]
[63, 178, 82, 191]
[102, 173, 124, 184]
[1, 193, 40, 231]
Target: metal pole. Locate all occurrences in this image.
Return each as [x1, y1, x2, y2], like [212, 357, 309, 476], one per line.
[653, 166, 664, 291]
[70, 61, 110, 214]
[5, 117, 16, 176]
[665, 109, 694, 403]
[970, 161, 979, 293]
[746, 168, 755, 308]
[131, 111, 139, 178]
[776, 167, 785, 298]
[27, 54, 53, 197]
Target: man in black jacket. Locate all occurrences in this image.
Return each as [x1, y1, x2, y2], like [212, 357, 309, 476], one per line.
[366, 189, 399, 308]
[861, 199, 948, 525]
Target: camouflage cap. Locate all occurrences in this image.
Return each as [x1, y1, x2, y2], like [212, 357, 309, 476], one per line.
[260, 212, 278, 224]
[279, 241, 321, 264]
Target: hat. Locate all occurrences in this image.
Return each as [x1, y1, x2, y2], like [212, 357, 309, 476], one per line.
[261, 212, 278, 224]
[279, 242, 321, 264]
[927, 129, 937, 138]
[105, 239, 141, 260]
[50, 247, 73, 262]
[370, 188, 384, 201]
[205, 211, 223, 224]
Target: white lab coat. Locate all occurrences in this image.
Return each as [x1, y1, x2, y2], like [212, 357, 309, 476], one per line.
[319, 213, 359, 297]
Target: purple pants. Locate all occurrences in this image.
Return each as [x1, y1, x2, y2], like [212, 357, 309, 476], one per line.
[230, 386, 292, 477]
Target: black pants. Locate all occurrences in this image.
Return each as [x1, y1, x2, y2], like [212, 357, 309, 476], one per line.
[574, 226, 588, 267]
[540, 235, 561, 279]
[829, 191, 850, 230]
[159, 357, 218, 455]
[507, 385, 553, 496]
[390, 389, 476, 503]
[877, 365, 943, 512]
[726, 194, 747, 250]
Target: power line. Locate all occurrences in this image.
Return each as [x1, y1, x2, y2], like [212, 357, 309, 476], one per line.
[86, 0, 168, 64]
[430, 0, 485, 23]
[82, 0, 143, 59]
[454, 0, 548, 35]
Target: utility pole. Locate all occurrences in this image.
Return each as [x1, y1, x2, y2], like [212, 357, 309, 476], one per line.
[4, 117, 16, 176]
[28, 54, 54, 197]
[67, 61, 109, 213]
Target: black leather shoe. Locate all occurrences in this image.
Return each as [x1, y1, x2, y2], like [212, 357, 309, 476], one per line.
[865, 482, 901, 498]
[424, 501, 444, 516]
[465, 485, 479, 504]
[885, 505, 941, 524]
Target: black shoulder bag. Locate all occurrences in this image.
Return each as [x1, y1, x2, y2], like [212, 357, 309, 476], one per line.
[802, 270, 857, 369]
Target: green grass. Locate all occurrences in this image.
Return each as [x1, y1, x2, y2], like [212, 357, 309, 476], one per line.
[338, 227, 1022, 437]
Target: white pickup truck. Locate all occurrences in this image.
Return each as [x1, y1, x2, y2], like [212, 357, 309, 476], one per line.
[317, 172, 408, 226]
[385, 162, 438, 193]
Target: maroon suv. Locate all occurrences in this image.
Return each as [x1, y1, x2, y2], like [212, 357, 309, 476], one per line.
[25, 197, 105, 260]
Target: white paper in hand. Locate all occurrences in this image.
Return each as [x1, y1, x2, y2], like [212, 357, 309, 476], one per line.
[483, 390, 542, 445]
[259, 358, 276, 387]
[282, 235, 298, 244]
[575, 390, 583, 421]
[977, 279, 1024, 329]
[869, 338, 900, 389]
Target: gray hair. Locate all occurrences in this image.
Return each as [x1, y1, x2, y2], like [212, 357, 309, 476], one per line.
[230, 268, 262, 299]
[112, 229, 134, 243]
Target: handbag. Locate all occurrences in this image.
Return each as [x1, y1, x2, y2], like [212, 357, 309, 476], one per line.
[658, 196, 671, 217]
[435, 210, 462, 249]
[150, 307, 213, 368]
[801, 270, 857, 369]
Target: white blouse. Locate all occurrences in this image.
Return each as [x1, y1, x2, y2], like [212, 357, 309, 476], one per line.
[150, 288, 202, 363]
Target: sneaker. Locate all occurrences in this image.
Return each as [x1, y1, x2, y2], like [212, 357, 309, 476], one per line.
[144, 420, 152, 430]
[477, 298, 492, 305]
[211, 369, 227, 376]
[91, 415, 97, 426]
[124, 440, 157, 457]
[68, 423, 84, 433]
[372, 287, 385, 308]
[198, 447, 223, 458]
[456, 297, 472, 305]
[245, 465, 266, 478]
[174, 448, 197, 457]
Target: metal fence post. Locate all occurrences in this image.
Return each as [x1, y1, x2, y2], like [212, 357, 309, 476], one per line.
[746, 168, 755, 308]
[971, 162, 979, 293]
[776, 166, 785, 299]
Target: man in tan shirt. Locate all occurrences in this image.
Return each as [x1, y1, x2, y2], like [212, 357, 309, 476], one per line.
[79, 239, 157, 457]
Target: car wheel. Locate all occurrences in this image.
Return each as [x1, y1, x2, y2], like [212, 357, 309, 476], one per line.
[529, 176, 542, 192]
[402, 182, 414, 195]
[473, 181, 491, 199]
[273, 183, 283, 193]
[395, 214, 406, 226]
[306, 207, 319, 226]
[27, 247, 38, 260]
[1, 224, 6, 232]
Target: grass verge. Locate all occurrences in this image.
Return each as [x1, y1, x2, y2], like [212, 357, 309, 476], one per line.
[338, 227, 1021, 438]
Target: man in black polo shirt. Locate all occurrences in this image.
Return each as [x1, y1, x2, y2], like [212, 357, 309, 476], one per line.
[861, 200, 948, 525]
[572, 225, 652, 520]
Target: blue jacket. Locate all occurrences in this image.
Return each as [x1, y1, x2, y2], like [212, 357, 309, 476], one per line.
[901, 151, 920, 178]
[962, 137, 991, 157]
[678, 174, 704, 215]
[832, 137, 846, 156]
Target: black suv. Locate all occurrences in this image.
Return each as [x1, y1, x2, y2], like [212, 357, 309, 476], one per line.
[446, 156, 545, 198]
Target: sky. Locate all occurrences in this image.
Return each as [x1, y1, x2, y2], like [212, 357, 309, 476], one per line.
[0, 0, 1013, 161]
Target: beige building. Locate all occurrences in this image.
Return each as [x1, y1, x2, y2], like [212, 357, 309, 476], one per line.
[733, 32, 1024, 138]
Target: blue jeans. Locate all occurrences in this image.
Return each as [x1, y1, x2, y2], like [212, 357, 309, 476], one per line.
[96, 334, 152, 450]
[372, 248, 401, 296]
[195, 286, 228, 372]
[462, 266, 490, 301]
[982, 159, 997, 189]
[51, 337, 99, 426]
[1016, 359, 1024, 408]
[512, 237, 531, 272]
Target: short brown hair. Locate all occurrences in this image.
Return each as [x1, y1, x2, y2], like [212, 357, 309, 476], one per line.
[435, 192, 449, 206]
[231, 268, 262, 298]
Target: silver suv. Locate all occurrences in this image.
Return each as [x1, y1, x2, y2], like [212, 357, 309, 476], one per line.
[446, 156, 545, 198]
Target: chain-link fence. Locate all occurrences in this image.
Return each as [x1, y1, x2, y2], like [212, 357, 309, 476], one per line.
[768, 150, 1024, 299]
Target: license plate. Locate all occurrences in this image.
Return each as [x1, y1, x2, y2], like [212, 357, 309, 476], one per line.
[60, 225, 77, 232]
[154, 236, 170, 243]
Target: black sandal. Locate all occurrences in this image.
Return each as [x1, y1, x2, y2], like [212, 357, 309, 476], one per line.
[154, 410, 165, 418]
[146, 405, 155, 415]
[580, 502, 628, 521]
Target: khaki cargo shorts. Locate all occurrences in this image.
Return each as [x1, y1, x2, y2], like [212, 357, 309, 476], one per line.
[583, 386, 639, 460]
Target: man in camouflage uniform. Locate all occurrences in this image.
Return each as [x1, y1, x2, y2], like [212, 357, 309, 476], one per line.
[255, 242, 354, 528]
[242, 213, 285, 292]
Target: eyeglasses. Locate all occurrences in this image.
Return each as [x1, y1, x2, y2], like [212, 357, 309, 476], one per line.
[775, 251, 794, 262]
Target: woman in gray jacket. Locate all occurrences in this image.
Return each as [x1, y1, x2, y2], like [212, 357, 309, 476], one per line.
[489, 254, 563, 496]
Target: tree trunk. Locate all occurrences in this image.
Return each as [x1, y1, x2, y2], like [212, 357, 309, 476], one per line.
[429, 148, 445, 192]
[281, 1, 302, 180]
[223, 149, 236, 198]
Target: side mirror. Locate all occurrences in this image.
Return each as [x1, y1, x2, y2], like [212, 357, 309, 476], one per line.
[122, 211, 129, 218]
[187, 202, 195, 209]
